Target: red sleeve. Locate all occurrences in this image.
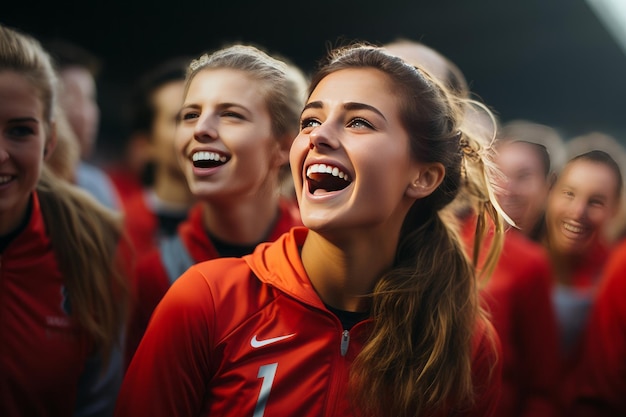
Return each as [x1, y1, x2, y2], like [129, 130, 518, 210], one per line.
[514, 254, 560, 417]
[465, 318, 503, 417]
[123, 248, 171, 369]
[566, 243, 626, 416]
[115, 266, 215, 417]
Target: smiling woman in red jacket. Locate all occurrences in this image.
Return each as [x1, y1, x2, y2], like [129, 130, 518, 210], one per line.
[122, 44, 307, 367]
[539, 150, 623, 410]
[116, 43, 506, 417]
[0, 24, 129, 417]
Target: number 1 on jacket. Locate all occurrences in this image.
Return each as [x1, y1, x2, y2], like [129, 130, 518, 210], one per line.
[253, 363, 278, 417]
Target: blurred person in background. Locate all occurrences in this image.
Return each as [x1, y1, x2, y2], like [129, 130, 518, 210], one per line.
[565, 235, 626, 416]
[45, 37, 121, 210]
[383, 37, 469, 99]
[0, 23, 130, 417]
[493, 120, 565, 242]
[116, 56, 195, 257]
[45, 106, 80, 182]
[565, 131, 626, 243]
[539, 150, 622, 412]
[458, 124, 561, 417]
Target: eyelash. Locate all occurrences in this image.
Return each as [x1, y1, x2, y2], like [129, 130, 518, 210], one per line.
[562, 191, 605, 207]
[180, 111, 197, 121]
[8, 125, 35, 138]
[299, 117, 374, 131]
[179, 110, 244, 122]
[300, 117, 320, 131]
[349, 117, 372, 129]
[221, 111, 244, 119]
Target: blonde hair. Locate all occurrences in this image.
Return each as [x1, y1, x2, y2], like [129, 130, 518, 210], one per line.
[310, 43, 504, 416]
[45, 106, 80, 182]
[187, 43, 307, 149]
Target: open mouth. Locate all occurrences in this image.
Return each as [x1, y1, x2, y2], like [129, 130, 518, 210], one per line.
[306, 163, 352, 194]
[192, 151, 229, 168]
[563, 222, 585, 234]
[0, 175, 13, 185]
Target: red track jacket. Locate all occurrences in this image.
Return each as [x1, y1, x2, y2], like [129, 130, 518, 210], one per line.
[1, 192, 123, 417]
[462, 218, 560, 417]
[124, 199, 302, 366]
[116, 227, 502, 417]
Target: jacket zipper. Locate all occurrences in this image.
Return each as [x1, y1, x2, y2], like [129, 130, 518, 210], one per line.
[340, 329, 350, 356]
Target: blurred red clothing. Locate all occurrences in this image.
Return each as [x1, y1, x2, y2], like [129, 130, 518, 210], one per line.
[564, 238, 626, 416]
[462, 216, 560, 417]
[106, 166, 143, 211]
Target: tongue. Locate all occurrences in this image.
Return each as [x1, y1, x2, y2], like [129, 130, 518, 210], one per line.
[308, 173, 350, 193]
[194, 160, 224, 169]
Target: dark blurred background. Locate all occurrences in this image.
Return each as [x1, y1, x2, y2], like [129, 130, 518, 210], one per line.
[3, 0, 626, 162]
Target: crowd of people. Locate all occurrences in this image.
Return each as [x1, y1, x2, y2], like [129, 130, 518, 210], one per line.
[1, 21, 625, 417]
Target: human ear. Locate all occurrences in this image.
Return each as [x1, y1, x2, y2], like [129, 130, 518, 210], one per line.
[405, 162, 445, 199]
[43, 122, 58, 161]
[272, 133, 293, 169]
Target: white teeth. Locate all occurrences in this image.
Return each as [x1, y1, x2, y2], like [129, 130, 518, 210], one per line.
[306, 163, 350, 182]
[0, 175, 11, 184]
[192, 151, 227, 163]
[563, 223, 583, 233]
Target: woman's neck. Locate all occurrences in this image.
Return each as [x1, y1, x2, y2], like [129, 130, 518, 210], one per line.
[153, 167, 195, 207]
[0, 194, 32, 237]
[201, 190, 281, 245]
[0, 194, 33, 251]
[546, 244, 585, 285]
[301, 228, 399, 312]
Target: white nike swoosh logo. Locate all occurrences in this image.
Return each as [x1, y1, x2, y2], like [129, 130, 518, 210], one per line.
[250, 333, 296, 348]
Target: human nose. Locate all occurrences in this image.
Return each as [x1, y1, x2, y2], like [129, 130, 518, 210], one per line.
[568, 198, 588, 220]
[193, 115, 218, 143]
[308, 122, 340, 151]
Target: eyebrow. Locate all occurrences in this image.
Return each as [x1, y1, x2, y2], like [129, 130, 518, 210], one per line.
[560, 184, 610, 200]
[180, 103, 200, 112]
[177, 102, 251, 122]
[10, 117, 39, 123]
[215, 102, 248, 112]
[302, 101, 387, 121]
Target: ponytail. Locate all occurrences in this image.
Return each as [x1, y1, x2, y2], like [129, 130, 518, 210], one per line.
[456, 107, 510, 282]
[351, 211, 478, 416]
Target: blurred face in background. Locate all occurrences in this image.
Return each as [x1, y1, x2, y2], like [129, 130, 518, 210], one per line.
[149, 80, 185, 179]
[545, 158, 619, 256]
[495, 140, 551, 235]
[58, 66, 99, 160]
